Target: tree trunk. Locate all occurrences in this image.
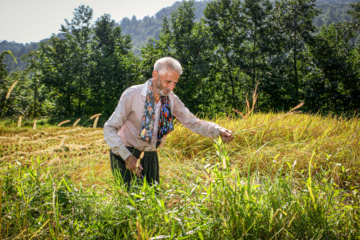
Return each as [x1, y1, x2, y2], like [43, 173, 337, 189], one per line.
[293, 31, 299, 104]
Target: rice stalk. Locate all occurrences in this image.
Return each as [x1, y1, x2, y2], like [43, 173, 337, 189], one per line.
[232, 109, 246, 119]
[5, 81, 17, 99]
[17, 116, 22, 127]
[57, 120, 70, 127]
[93, 116, 99, 129]
[233, 101, 305, 136]
[59, 136, 67, 147]
[33, 119, 37, 130]
[49, 157, 61, 166]
[73, 118, 81, 127]
[289, 101, 304, 113]
[233, 82, 259, 120]
[90, 113, 101, 120]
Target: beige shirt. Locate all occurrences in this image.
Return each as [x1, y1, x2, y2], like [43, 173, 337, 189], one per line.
[103, 80, 223, 160]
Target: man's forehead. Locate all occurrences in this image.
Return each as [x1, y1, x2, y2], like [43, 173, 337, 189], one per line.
[159, 70, 180, 79]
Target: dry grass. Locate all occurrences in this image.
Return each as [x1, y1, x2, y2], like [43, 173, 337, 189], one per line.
[164, 112, 360, 188]
[0, 126, 109, 186]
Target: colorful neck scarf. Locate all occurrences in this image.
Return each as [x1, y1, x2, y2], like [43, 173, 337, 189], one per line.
[140, 79, 174, 148]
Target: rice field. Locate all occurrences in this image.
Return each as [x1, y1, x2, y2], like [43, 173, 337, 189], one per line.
[0, 112, 359, 239]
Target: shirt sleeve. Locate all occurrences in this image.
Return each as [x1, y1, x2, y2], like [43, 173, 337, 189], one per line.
[103, 90, 132, 161]
[172, 94, 223, 138]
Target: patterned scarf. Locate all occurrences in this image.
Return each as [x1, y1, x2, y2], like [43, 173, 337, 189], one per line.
[140, 79, 174, 148]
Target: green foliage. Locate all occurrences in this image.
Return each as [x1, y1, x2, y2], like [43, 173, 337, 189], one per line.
[306, 22, 360, 112]
[1, 0, 360, 118]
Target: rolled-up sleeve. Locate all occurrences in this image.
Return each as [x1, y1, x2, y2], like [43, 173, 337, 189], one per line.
[172, 94, 223, 138]
[103, 91, 132, 160]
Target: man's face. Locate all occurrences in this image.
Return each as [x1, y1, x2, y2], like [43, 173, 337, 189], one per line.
[152, 69, 180, 97]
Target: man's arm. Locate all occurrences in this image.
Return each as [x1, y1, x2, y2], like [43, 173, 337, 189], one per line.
[103, 91, 143, 177]
[103, 92, 132, 160]
[172, 95, 233, 142]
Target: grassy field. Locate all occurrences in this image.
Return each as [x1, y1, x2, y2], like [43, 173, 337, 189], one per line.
[0, 112, 359, 239]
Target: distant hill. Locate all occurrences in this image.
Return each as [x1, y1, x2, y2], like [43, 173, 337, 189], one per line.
[0, 41, 38, 72]
[1, 0, 358, 73]
[119, 0, 211, 55]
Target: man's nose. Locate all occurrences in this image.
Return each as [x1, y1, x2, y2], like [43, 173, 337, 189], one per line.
[168, 83, 176, 91]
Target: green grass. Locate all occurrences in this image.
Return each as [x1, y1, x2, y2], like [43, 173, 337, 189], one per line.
[0, 112, 359, 239]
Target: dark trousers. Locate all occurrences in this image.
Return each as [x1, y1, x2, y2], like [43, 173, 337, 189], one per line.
[110, 147, 159, 188]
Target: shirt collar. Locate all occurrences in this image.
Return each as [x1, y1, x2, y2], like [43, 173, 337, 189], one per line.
[141, 79, 151, 97]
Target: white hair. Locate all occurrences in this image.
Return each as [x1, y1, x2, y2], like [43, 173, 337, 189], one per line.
[154, 57, 183, 75]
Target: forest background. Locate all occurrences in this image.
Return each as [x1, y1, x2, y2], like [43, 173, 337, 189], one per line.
[0, 0, 359, 121]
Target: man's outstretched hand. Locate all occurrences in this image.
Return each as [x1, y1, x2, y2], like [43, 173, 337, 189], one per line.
[125, 155, 143, 178]
[220, 129, 234, 143]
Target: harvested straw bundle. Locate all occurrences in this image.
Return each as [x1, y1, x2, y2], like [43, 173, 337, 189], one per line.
[57, 120, 70, 127]
[17, 116, 22, 127]
[5, 81, 17, 99]
[93, 116, 99, 129]
[73, 118, 81, 127]
[90, 113, 101, 120]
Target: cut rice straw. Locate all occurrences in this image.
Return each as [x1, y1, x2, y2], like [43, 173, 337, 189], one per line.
[90, 113, 101, 120]
[57, 120, 70, 127]
[233, 82, 259, 120]
[17, 116, 22, 127]
[93, 116, 99, 129]
[73, 118, 81, 127]
[5, 81, 17, 99]
[59, 136, 67, 146]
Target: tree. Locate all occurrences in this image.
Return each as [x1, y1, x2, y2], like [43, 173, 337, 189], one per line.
[141, 1, 220, 114]
[306, 22, 360, 112]
[90, 14, 139, 116]
[273, 0, 320, 104]
[242, 0, 273, 90]
[204, 0, 247, 110]
[60, 5, 94, 116]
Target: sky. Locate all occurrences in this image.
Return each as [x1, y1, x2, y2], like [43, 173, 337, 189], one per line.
[0, 0, 181, 44]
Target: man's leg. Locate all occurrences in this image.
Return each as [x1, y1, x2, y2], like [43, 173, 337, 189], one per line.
[140, 151, 159, 186]
[109, 150, 134, 189]
[110, 148, 160, 188]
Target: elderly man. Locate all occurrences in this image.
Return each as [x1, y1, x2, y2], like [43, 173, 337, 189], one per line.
[103, 57, 233, 188]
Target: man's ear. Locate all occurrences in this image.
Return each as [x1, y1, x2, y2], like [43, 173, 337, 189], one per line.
[152, 70, 158, 79]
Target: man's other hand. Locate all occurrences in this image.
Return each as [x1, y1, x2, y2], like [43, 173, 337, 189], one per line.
[125, 155, 143, 177]
[220, 129, 234, 143]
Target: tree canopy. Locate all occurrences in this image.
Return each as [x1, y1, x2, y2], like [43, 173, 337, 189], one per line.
[1, 0, 359, 119]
